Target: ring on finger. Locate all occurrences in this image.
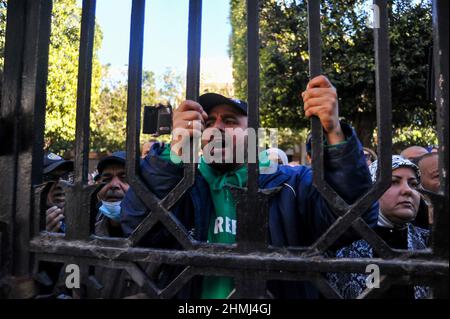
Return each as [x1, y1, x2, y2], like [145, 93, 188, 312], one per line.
[187, 120, 192, 127]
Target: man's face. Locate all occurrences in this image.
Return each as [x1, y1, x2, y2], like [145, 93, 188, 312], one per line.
[97, 163, 129, 202]
[45, 167, 72, 209]
[201, 104, 248, 169]
[418, 154, 440, 193]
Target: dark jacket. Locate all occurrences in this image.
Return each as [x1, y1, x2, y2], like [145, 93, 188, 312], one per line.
[121, 123, 379, 298]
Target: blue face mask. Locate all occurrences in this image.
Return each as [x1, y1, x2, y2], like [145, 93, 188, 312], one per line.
[99, 200, 122, 222]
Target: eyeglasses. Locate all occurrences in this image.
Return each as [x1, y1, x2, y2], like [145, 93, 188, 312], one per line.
[43, 172, 74, 184]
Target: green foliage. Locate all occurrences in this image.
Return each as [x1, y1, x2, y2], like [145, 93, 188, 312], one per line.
[392, 125, 438, 152]
[44, 0, 104, 153]
[229, 0, 436, 148]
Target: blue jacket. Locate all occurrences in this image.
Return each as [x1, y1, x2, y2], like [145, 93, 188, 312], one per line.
[121, 123, 379, 298]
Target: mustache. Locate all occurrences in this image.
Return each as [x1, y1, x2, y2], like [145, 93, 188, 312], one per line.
[105, 189, 124, 199]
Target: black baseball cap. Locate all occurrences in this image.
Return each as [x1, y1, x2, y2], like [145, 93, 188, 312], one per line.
[97, 151, 126, 174]
[43, 152, 74, 175]
[198, 93, 248, 116]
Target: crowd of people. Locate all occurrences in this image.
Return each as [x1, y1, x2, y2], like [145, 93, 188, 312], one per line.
[38, 75, 441, 299]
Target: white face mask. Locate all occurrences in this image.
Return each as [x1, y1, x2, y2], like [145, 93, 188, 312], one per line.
[99, 200, 122, 222]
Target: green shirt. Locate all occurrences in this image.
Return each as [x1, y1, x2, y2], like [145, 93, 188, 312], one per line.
[159, 142, 346, 298]
[198, 157, 248, 299]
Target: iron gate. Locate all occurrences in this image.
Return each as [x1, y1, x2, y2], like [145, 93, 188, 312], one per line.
[0, 0, 448, 299]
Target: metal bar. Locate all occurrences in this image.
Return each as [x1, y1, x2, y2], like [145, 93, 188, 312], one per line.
[246, 0, 260, 194]
[1, 0, 52, 277]
[124, 263, 160, 298]
[305, 0, 353, 217]
[351, 218, 396, 259]
[307, 0, 325, 193]
[431, 0, 449, 298]
[234, 272, 267, 298]
[124, 0, 166, 243]
[159, 266, 195, 299]
[159, 0, 202, 212]
[65, 0, 97, 240]
[308, 0, 395, 255]
[306, 185, 388, 254]
[0, 0, 26, 278]
[432, 0, 449, 260]
[373, 0, 392, 193]
[73, 0, 96, 186]
[235, 0, 269, 252]
[29, 238, 449, 276]
[313, 273, 342, 299]
[156, 210, 195, 250]
[185, 0, 202, 101]
[126, 0, 145, 189]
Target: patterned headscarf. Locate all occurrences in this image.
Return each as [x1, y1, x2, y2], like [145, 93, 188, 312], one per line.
[368, 155, 421, 184]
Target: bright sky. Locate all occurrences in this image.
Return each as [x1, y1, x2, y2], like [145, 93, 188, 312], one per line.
[93, 0, 233, 85]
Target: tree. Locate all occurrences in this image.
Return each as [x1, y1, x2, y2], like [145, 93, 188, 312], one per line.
[45, 0, 103, 153]
[90, 66, 161, 152]
[229, 0, 436, 148]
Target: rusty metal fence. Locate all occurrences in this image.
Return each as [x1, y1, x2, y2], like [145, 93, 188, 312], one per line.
[0, 0, 448, 298]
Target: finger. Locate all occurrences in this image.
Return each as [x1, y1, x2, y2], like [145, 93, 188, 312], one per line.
[306, 75, 332, 89]
[46, 206, 59, 216]
[305, 105, 328, 119]
[303, 97, 333, 111]
[202, 110, 208, 122]
[46, 208, 62, 223]
[177, 100, 204, 113]
[180, 120, 205, 131]
[47, 214, 64, 231]
[173, 112, 205, 130]
[47, 210, 63, 223]
[176, 110, 205, 122]
[302, 88, 336, 102]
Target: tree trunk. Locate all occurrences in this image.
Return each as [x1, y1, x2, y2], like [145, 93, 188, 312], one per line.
[353, 111, 377, 149]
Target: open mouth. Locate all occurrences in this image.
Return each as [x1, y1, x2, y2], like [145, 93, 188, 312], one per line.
[397, 201, 413, 209]
[106, 196, 123, 202]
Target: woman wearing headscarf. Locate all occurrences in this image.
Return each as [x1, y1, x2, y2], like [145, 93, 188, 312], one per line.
[328, 155, 430, 299]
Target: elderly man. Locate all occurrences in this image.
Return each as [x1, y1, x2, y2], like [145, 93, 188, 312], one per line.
[85, 151, 134, 299]
[417, 152, 440, 194]
[121, 75, 378, 299]
[95, 151, 129, 237]
[416, 152, 440, 227]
